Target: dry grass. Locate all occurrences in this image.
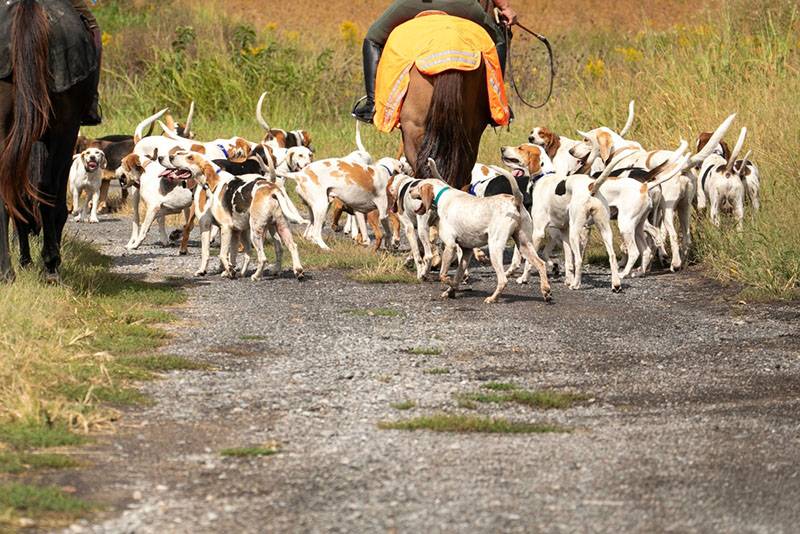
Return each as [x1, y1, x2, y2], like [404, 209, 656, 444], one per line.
[378, 413, 565, 434]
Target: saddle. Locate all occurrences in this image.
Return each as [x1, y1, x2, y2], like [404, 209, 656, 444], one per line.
[374, 12, 509, 133]
[0, 0, 97, 92]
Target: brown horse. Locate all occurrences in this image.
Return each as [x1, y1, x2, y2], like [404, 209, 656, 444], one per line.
[399, 62, 490, 189]
[0, 0, 95, 281]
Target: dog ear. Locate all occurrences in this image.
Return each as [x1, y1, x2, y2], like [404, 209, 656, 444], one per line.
[386, 177, 398, 214]
[420, 183, 434, 214]
[719, 140, 732, 161]
[287, 150, 296, 171]
[100, 152, 108, 169]
[525, 146, 542, 176]
[541, 129, 560, 159]
[597, 131, 613, 163]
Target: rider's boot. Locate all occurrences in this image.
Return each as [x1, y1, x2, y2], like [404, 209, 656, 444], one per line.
[82, 92, 102, 126]
[352, 39, 383, 124]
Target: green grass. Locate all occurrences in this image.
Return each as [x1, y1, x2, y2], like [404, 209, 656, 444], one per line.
[456, 389, 588, 410]
[220, 445, 279, 458]
[378, 413, 565, 434]
[347, 307, 401, 318]
[390, 400, 416, 411]
[0, 237, 185, 456]
[482, 382, 518, 392]
[0, 423, 86, 451]
[406, 347, 442, 356]
[0, 483, 90, 516]
[424, 368, 450, 375]
[0, 453, 78, 474]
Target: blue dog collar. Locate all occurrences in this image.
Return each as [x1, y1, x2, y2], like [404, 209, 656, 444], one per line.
[217, 144, 229, 159]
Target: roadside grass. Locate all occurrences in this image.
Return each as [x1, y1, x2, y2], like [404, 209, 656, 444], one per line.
[456, 389, 588, 410]
[378, 414, 565, 434]
[0, 453, 79, 474]
[240, 335, 267, 342]
[220, 445, 279, 458]
[0, 238, 186, 527]
[390, 400, 416, 411]
[0, 483, 91, 523]
[482, 382, 518, 392]
[424, 368, 450, 375]
[89, 0, 800, 299]
[406, 347, 442, 356]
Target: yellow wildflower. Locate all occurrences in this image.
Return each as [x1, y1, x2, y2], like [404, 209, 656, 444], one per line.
[101, 31, 112, 47]
[340, 21, 360, 47]
[584, 56, 606, 79]
[615, 46, 643, 63]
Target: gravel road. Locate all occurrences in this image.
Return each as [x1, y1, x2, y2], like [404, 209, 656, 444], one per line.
[56, 215, 800, 534]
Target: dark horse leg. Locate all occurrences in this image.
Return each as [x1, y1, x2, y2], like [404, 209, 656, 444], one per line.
[38, 78, 92, 281]
[0, 81, 13, 280]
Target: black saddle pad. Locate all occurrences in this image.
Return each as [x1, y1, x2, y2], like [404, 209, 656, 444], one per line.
[0, 0, 97, 93]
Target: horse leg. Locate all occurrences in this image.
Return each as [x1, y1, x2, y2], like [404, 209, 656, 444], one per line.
[0, 82, 12, 280]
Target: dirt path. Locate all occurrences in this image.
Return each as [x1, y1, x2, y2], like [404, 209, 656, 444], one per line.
[58, 217, 800, 533]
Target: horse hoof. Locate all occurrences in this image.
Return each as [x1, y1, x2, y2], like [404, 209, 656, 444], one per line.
[44, 272, 61, 285]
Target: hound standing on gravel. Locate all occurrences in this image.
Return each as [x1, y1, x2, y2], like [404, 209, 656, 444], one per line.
[70, 147, 107, 223]
[410, 159, 552, 304]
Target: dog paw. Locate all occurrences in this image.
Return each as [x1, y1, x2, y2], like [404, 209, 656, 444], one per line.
[295, 269, 305, 281]
[194, 270, 207, 277]
[179, 249, 188, 256]
[542, 290, 553, 303]
[250, 273, 262, 282]
[612, 284, 623, 293]
[483, 296, 497, 304]
[515, 276, 528, 285]
[569, 283, 580, 290]
[89, 217, 99, 224]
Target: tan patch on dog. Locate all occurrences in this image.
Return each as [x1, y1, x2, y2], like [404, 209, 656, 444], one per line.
[481, 165, 490, 176]
[539, 128, 561, 159]
[323, 161, 332, 167]
[198, 187, 208, 208]
[697, 131, 732, 160]
[645, 150, 658, 168]
[597, 131, 613, 162]
[190, 144, 206, 154]
[520, 145, 543, 176]
[270, 130, 287, 148]
[121, 153, 141, 172]
[640, 182, 648, 194]
[201, 163, 220, 190]
[418, 183, 435, 213]
[305, 169, 320, 185]
[300, 131, 312, 147]
[337, 162, 376, 193]
[252, 182, 277, 209]
[164, 114, 177, 131]
[227, 138, 251, 163]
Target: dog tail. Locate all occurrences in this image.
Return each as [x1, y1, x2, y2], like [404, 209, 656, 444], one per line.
[737, 150, 752, 178]
[648, 153, 690, 191]
[725, 127, 747, 174]
[256, 91, 271, 131]
[158, 120, 183, 140]
[589, 151, 630, 196]
[272, 188, 309, 225]
[691, 113, 736, 165]
[134, 109, 168, 143]
[619, 100, 635, 137]
[355, 120, 368, 154]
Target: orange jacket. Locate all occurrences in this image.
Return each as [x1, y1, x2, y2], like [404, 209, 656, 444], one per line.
[374, 12, 510, 132]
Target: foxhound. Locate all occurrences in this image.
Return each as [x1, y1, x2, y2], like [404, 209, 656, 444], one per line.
[69, 148, 107, 223]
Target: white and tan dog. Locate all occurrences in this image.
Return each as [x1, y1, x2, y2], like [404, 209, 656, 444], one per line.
[165, 150, 307, 279]
[117, 153, 194, 250]
[410, 159, 552, 304]
[501, 145, 623, 291]
[386, 174, 438, 279]
[698, 127, 751, 230]
[69, 147, 107, 223]
[283, 155, 406, 250]
[695, 128, 760, 214]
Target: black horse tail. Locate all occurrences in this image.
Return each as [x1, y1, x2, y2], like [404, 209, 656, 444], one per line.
[0, 0, 52, 220]
[415, 71, 474, 189]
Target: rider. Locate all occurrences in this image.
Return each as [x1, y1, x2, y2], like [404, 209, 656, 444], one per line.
[69, 0, 103, 125]
[352, 0, 518, 124]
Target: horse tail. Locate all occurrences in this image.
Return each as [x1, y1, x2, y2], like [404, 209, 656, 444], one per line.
[415, 71, 474, 188]
[0, 0, 52, 220]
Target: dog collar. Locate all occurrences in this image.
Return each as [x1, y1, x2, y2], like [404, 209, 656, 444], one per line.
[398, 179, 420, 207]
[378, 163, 397, 177]
[217, 144, 229, 159]
[532, 170, 556, 183]
[434, 187, 451, 206]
